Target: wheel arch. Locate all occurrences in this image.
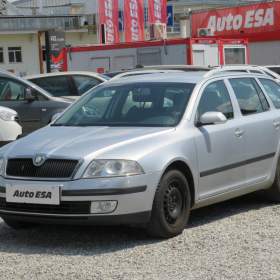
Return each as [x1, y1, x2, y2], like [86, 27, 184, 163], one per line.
[162, 159, 196, 207]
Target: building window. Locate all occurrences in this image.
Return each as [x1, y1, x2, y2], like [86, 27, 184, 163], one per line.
[0, 48, 3, 63]
[8, 47, 22, 63]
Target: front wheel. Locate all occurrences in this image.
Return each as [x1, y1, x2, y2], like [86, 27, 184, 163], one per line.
[146, 170, 191, 238]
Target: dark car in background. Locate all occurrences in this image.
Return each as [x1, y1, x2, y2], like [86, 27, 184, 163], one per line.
[26, 71, 108, 98]
[0, 72, 72, 135]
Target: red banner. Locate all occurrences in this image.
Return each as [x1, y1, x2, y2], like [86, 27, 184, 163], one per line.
[148, 0, 167, 24]
[191, 1, 280, 38]
[98, 0, 120, 44]
[124, 0, 145, 42]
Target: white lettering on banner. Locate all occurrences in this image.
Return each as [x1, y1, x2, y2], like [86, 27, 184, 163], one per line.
[207, 7, 274, 32]
[154, 0, 161, 21]
[104, 0, 114, 43]
[129, 0, 139, 41]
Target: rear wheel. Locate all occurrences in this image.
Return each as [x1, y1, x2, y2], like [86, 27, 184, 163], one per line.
[147, 169, 191, 238]
[3, 218, 36, 230]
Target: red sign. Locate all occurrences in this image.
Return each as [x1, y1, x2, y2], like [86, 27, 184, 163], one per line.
[99, 0, 120, 44]
[192, 1, 280, 37]
[148, 0, 167, 24]
[124, 0, 145, 42]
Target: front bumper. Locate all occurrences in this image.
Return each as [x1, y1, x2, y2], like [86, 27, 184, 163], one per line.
[0, 172, 160, 225]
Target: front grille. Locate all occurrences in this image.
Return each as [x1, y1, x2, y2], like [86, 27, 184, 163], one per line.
[6, 158, 79, 179]
[0, 198, 90, 215]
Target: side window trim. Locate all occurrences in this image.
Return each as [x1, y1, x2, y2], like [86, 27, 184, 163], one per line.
[250, 78, 270, 112]
[68, 75, 79, 96]
[255, 77, 277, 109]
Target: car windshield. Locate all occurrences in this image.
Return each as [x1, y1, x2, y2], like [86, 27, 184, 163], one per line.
[53, 82, 195, 127]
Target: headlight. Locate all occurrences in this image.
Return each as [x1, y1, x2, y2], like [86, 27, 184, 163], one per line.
[0, 158, 5, 177]
[83, 160, 144, 178]
[0, 111, 17, 121]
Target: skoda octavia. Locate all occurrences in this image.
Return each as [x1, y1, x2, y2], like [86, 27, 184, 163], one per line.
[1, 72, 280, 238]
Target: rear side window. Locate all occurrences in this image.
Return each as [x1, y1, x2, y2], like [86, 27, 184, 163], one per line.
[197, 80, 234, 119]
[73, 75, 101, 95]
[259, 78, 280, 109]
[249, 70, 263, 74]
[31, 76, 72, 97]
[268, 67, 280, 75]
[229, 78, 269, 115]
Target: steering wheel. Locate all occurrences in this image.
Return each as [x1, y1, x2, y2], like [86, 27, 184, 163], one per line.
[81, 105, 100, 117]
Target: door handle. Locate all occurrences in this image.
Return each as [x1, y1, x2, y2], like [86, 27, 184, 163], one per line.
[273, 120, 280, 129]
[41, 108, 47, 112]
[235, 128, 244, 138]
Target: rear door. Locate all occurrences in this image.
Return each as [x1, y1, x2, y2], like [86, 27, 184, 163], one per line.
[0, 77, 45, 134]
[228, 77, 278, 184]
[194, 79, 246, 199]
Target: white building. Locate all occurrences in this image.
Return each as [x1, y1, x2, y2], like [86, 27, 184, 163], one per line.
[0, 15, 97, 75]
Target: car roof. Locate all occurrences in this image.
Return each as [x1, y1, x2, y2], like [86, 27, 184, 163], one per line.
[104, 71, 275, 87]
[110, 69, 184, 80]
[25, 71, 108, 81]
[142, 65, 212, 71]
[106, 72, 209, 86]
[265, 65, 280, 68]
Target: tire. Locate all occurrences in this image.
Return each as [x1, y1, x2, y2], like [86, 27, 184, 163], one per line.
[146, 169, 191, 238]
[265, 158, 280, 202]
[3, 218, 36, 230]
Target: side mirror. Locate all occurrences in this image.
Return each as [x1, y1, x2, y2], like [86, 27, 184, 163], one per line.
[198, 111, 227, 126]
[25, 88, 36, 102]
[51, 112, 62, 122]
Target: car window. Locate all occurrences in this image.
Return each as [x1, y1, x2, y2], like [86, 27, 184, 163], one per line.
[73, 75, 101, 95]
[54, 83, 195, 127]
[229, 78, 269, 115]
[30, 76, 71, 97]
[197, 80, 234, 119]
[0, 78, 26, 101]
[249, 70, 263, 74]
[226, 70, 248, 73]
[268, 67, 280, 75]
[259, 78, 280, 109]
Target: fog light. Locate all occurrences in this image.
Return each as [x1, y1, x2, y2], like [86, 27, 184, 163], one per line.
[90, 201, 117, 214]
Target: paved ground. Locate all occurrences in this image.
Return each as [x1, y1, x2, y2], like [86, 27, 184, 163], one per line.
[0, 194, 279, 280]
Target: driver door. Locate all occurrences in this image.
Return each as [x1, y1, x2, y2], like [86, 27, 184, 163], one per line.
[0, 77, 42, 135]
[194, 79, 246, 200]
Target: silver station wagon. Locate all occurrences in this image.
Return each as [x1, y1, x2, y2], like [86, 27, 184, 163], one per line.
[1, 72, 280, 238]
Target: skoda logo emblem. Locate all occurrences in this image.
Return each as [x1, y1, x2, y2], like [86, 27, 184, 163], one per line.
[33, 155, 46, 167]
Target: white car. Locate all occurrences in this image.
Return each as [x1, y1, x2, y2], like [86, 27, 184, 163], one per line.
[0, 106, 21, 146]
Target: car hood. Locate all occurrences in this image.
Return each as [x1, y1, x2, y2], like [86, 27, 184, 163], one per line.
[2, 126, 174, 160]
